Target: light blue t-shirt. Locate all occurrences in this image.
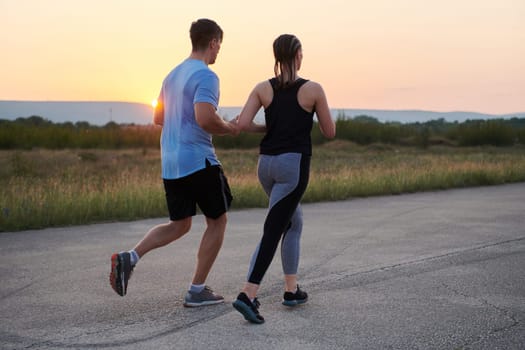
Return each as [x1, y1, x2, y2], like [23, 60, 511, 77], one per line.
[157, 59, 221, 179]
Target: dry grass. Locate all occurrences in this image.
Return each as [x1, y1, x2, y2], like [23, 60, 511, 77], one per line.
[1, 142, 525, 231]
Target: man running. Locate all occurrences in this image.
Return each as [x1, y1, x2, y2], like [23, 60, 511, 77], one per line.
[109, 18, 238, 307]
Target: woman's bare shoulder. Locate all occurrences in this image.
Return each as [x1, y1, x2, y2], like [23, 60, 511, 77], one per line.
[303, 80, 323, 91]
[255, 80, 273, 91]
[301, 80, 325, 99]
[253, 80, 274, 107]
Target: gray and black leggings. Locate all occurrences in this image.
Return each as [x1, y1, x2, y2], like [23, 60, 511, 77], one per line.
[247, 152, 310, 285]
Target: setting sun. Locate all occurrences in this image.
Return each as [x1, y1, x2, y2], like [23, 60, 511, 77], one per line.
[151, 99, 158, 109]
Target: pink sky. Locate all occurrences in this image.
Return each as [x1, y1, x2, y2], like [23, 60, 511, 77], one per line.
[1, 0, 524, 114]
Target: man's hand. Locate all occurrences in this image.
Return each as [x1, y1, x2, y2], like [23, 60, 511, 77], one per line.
[228, 118, 240, 136]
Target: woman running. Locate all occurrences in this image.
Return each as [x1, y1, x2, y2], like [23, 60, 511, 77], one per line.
[232, 34, 336, 324]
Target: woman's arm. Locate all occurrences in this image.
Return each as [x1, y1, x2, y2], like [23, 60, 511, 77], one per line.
[312, 83, 336, 139]
[238, 82, 267, 133]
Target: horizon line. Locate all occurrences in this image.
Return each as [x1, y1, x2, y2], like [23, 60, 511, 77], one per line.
[1, 100, 524, 116]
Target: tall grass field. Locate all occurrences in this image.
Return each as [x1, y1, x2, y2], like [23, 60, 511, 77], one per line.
[1, 141, 525, 232]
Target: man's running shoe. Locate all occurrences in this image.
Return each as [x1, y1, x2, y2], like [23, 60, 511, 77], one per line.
[282, 285, 308, 307]
[232, 292, 265, 324]
[109, 252, 134, 296]
[183, 286, 224, 307]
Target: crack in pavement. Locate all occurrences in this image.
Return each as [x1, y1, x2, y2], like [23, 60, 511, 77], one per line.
[304, 205, 432, 276]
[440, 281, 521, 349]
[3, 236, 524, 349]
[2, 305, 231, 349]
[303, 236, 525, 289]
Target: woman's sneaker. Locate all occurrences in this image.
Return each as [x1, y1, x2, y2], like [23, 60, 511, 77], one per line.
[282, 285, 308, 307]
[232, 292, 265, 324]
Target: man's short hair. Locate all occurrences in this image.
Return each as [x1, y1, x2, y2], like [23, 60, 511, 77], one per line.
[190, 19, 223, 51]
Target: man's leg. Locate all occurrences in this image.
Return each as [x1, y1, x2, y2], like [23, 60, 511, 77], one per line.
[182, 164, 231, 306]
[134, 218, 192, 258]
[182, 213, 227, 307]
[191, 213, 227, 284]
[109, 218, 191, 297]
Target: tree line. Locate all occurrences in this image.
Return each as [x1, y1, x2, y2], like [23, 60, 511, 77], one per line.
[1, 114, 524, 150]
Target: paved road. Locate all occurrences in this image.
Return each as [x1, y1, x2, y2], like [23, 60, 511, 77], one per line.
[1, 184, 524, 349]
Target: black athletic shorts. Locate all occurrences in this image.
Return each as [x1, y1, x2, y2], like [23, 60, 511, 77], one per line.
[163, 164, 233, 220]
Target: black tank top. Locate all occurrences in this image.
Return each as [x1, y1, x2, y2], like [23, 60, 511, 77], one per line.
[260, 78, 314, 155]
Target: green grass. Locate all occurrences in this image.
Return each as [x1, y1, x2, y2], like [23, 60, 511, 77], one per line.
[1, 141, 525, 232]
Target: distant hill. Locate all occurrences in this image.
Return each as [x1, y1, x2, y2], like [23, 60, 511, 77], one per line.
[0, 101, 523, 125]
[0, 101, 153, 125]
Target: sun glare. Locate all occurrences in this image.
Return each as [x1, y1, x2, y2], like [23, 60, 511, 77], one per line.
[151, 99, 158, 108]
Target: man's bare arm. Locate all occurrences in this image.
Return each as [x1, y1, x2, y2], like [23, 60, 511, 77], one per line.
[194, 102, 239, 135]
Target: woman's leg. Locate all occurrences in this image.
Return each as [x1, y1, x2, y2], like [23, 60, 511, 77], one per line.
[281, 205, 302, 292]
[246, 153, 310, 286]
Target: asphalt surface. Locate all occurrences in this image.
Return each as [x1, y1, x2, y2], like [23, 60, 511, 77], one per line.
[1, 183, 524, 349]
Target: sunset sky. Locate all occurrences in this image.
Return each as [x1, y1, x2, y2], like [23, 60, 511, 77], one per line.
[1, 0, 524, 114]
